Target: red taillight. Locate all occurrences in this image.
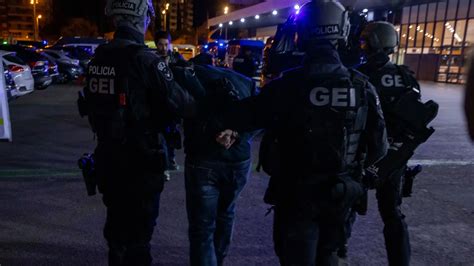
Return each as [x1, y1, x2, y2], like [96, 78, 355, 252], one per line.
[8, 65, 24, 73]
[28, 61, 45, 68]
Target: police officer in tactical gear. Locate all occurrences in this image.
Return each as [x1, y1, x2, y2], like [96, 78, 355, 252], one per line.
[80, 0, 196, 265]
[354, 21, 419, 266]
[232, 46, 257, 78]
[154, 30, 184, 177]
[216, 1, 388, 264]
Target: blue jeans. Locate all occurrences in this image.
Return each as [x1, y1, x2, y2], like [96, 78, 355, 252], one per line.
[185, 158, 251, 266]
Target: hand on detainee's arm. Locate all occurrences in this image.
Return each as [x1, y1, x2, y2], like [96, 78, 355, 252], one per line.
[153, 60, 197, 119]
[464, 50, 474, 141]
[213, 81, 282, 149]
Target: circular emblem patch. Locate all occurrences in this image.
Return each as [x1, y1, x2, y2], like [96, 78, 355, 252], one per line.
[157, 61, 173, 81]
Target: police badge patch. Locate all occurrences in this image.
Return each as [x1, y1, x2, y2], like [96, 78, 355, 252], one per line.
[157, 61, 173, 81]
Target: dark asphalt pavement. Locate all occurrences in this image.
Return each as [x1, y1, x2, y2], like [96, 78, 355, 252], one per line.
[0, 82, 473, 265]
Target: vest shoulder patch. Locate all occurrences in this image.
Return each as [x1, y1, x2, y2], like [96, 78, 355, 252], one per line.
[157, 61, 173, 81]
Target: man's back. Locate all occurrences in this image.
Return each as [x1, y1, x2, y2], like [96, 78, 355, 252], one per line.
[358, 59, 420, 137]
[172, 64, 256, 162]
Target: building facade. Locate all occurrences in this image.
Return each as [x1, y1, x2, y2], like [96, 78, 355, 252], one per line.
[395, 0, 474, 84]
[160, 0, 194, 32]
[208, 0, 473, 84]
[0, 0, 53, 41]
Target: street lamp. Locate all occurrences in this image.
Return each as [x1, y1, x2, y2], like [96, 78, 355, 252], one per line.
[30, 0, 39, 41]
[224, 6, 229, 15]
[162, 2, 170, 31]
[36, 14, 42, 40]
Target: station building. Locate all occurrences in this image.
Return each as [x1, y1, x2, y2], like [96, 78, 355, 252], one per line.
[208, 0, 474, 84]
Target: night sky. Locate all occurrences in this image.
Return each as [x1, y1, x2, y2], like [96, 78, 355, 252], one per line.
[50, 0, 213, 33]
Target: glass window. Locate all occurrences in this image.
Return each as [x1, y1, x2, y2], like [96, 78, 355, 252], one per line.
[416, 23, 426, 47]
[400, 24, 408, 48]
[453, 20, 467, 46]
[448, 48, 463, 77]
[418, 4, 428, 23]
[466, 19, 474, 46]
[410, 5, 419, 23]
[427, 3, 437, 22]
[458, 0, 470, 19]
[470, 0, 474, 18]
[447, 0, 459, 20]
[438, 52, 449, 82]
[437, 1, 447, 21]
[408, 24, 416, 47]
[424, 22, 435, 47]
[402, 6, 410, 24]
[433, 22, 444, 47]
[444, 20, 455, 46]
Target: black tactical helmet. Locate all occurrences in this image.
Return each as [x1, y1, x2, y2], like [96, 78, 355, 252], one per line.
[360, 21, 399, 55]
[294, 0, 350, 50]
[105, 0, 155, 18]
[105, 0, 155, 34]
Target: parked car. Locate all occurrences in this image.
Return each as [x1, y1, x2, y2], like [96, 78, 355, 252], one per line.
[40, 51, 84, 83]
[0, 50, 34, 96]
[42, 49, 80, 66]
[51, 36, 107, 53]
[54, 46, 93, 69]
[0, 45, 53, 90]
[3, 62, 17, 100]
[47, 59, 60, 84]
[15, 40, 48, 49]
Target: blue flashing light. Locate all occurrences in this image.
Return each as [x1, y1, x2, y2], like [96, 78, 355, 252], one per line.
[204, 45, 209, 49]
[219, 43, 224, 47]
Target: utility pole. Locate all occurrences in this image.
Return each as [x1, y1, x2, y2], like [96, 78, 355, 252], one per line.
[31, 0, 38, 41]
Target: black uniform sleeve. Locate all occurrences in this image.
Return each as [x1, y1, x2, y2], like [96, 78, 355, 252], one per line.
[150, 59, 197, 119]
[220, 80, 286, 132]
[364, 82, 389, 165]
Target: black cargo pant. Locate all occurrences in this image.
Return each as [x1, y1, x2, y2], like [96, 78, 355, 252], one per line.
[272, 183, 346, 266]
[103, 190, 161, 266]
[95, 143, 164, 266]
[376, 167, 410, 266]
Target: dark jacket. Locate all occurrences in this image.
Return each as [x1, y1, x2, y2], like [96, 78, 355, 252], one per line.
[83, 26, 196, 192]
[222, 47, 388, 177]
[172, 63, 257, 162]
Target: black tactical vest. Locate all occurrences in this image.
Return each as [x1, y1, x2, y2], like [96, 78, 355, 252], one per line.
[84, 44, 143, 143]
[360, 62, 420, 138]
[282, 69, 369, 180]
[363, 63, 420, 106]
